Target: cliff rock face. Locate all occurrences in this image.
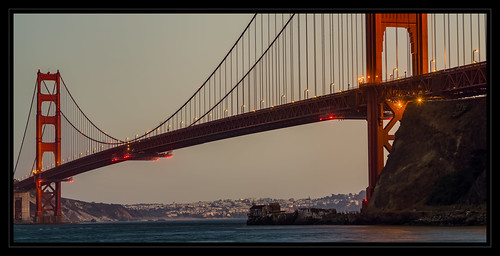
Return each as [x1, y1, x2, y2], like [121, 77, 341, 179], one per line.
[363, 97, 487, 224]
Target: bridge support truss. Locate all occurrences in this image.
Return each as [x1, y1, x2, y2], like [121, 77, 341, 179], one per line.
[34, 70, 63, 224]
[365, 89, 408, 202]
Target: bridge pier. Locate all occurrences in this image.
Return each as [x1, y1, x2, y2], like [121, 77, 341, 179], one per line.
[13, 191, 31, 224]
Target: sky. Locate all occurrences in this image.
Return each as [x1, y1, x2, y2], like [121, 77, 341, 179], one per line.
[12, 12, 486, 204]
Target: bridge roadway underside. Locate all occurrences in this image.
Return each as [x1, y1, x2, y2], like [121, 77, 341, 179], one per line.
[14, 62, 486, 191]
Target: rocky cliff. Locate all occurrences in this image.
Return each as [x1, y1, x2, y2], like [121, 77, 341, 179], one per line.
[362, 96, 487, 225]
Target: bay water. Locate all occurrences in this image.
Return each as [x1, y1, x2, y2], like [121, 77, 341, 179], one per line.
[13, 219, 487, 245]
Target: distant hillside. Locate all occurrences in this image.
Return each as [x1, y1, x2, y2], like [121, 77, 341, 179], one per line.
[61, 198, 136, 222]
[24, 191, 364, 223]
[25, 192, 137, 222]
[362, 97, 487, 225]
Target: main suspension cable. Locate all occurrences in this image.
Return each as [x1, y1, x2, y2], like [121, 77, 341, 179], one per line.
[13, 78, 37, 175]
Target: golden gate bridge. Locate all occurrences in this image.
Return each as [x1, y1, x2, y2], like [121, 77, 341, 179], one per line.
[13, 13, 487, 223]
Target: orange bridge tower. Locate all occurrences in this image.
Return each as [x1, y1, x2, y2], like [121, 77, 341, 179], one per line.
[364, 13, 428, 204]
[34, 70, 63, 224]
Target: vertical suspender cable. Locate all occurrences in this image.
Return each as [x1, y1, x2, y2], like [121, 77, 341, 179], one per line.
[395, 15, 399, 78]
[262, 14, 264, 108]
[313, 13, 317, 96]
[433, 14, 437, 70]
[350, 13, 354, 88]
[346, 14, 350, 89]
[337, 14, 341, 91]
[267, 14, 270, 105]
[341, 14, 344, 91]
[254, 18, 257, 110]
[462, 13, 465, 66]
[321, 13, 325, 95]
[362, 14, 365, 81]
[285, 14, 288, 102]
[241, 41, 243, 112]
[297, 14, 301, 100]
[249, 18, 252, 110]
[443, 14, 447, 69]
[407, 14, 410, 76]
[305, 13, 309, 96]
[384, 23, 387, 80]
[456, 14, 460, 67]
[433, 13, 437, 71]
[276, 14, 279, 105]
[355, 14, 358, 87]
[290, 14, 294, 102]
[329, 14, 334, 92]
[446, 13, 451, 68]
[478, 14, 481, 61]
[470, 14, 473, 63]
[260, 14, 263, 107]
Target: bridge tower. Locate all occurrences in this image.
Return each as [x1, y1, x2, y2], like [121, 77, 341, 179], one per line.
[364, 14, 428, 204]
[34, 70, 63, 224]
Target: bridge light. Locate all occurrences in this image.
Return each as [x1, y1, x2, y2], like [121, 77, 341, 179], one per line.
[358, 76, 365, 84]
